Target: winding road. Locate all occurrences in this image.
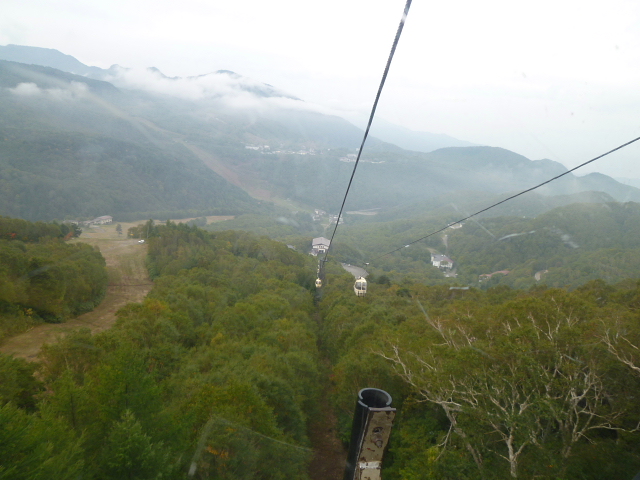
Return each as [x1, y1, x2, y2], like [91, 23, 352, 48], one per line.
[341, 263, 368, 278]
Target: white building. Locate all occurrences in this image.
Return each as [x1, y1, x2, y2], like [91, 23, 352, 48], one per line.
[431, 254, 453, 270]
[93, 215, 113, 225]
[329, 214, 344, 225]
[312, 237, 331, 255]
[82, 215, 113, 226]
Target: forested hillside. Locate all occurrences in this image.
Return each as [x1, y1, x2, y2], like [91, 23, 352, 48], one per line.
[2, 51, 640, 221]
[1, 224, 322, 478]
[202, 146, 640, 212]
[0, 216, 107, 341]
[3, 223, 640, 479]
[320, 274, 640, 479]
[447, 201, 640, 288]
[5, 45, 640, 479]
[298, 201, 640, 290]
[0, 60, 260, 221]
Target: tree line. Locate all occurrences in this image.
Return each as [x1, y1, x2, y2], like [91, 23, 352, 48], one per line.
[0, 215, 81, 242]
[0, 216, 106, 341]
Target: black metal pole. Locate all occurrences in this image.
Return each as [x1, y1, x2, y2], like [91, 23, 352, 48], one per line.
[343, 388, 396, 480]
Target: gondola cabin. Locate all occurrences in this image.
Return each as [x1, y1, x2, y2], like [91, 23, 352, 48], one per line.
[315, 278, 323, 288]
[354, 277, 367, 297]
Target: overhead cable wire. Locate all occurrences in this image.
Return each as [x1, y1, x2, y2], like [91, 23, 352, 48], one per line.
[374, 135, 640, 260]
[321, 0, 412, 270]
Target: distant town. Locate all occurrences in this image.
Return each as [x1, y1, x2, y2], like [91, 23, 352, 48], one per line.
[244, 145, 386, 164]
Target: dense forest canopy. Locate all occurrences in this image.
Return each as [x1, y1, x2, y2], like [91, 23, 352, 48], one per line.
[1, 224, 322, 478]
[204, 200, 640, 292]
[0, 216, 106, 341]
[0, 127, 260, 222]
[2, 221, 640, 478]
[320, 275, 640, 479]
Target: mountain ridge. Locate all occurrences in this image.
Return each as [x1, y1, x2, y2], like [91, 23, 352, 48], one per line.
[1, 45, 640, 221]
[0, 44, 469, 144]
[0, 44, 106, 77]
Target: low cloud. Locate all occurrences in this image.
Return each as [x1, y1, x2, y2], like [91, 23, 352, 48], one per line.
[104, 66, 341, 116]
[9, 82, 40, 96]
[105, 66, 290, 100]
[8, 81, 89, 100]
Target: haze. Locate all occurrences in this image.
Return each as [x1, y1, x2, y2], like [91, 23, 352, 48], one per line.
[3, 0, 640, 178]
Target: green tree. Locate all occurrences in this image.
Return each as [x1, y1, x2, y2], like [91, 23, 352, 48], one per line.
[381, 292, 640, 478]
[98, 410, 172, 480]
[71, 223, 82, 237]
[0, 402, 84, 480]
[0, 354, 42, 411]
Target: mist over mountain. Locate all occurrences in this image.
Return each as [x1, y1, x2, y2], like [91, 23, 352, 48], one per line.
[577, 172, 640, 202]
[366, 117, 478, 152]
[2, 44, 640, 222]
[0, 45, 467, 148]
[0, 60, 259, 221]
[366, 190, 616, 225]
[0, 44, 108, 78]
[615, 176, 640, 189]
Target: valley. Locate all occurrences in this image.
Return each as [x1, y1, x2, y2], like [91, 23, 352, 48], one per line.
[3, 44, 640, 480]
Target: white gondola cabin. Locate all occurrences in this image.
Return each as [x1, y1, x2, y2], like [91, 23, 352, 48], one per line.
[354, 276, 367, 297]
[315, 278, 323, 288]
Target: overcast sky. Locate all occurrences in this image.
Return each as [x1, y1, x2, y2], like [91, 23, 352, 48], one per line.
[3, 0, 640, 178]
